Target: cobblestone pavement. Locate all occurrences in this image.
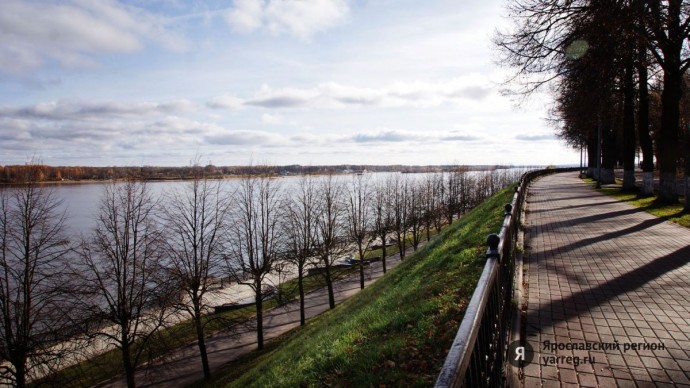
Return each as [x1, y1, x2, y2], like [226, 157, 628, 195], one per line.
[523, 172, 690, 387]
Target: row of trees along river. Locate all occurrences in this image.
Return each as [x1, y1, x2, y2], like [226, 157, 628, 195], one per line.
[495, 0, 690, 205]
[0, 163, 527, 387]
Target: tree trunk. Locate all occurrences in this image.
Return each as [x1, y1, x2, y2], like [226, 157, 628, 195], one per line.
[657, 62, 682, 203]
[14, 356, 26, 388]
[622, 59, 636, 191]
[358, 258, 365, 290]
[323, 260, 335, 309]
[381, 237, 387, 274]
[685, 174, 690, 212]
[652, 0, 684, 203]
[194, 306, 211, 379]
[601, 116, 616, 184]
[587, 126, 598, 178]
[637, 53, 655, 196]
[643, 172, 654, 196]
[298, 266, 305, 326]
[122, 331, 136, 388]
[254, 278, 264, 350]
[396, 231, 406, 260]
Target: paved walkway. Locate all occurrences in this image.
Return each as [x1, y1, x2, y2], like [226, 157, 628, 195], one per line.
[99, 244, 417, 387]
[523, 172, 690, 387]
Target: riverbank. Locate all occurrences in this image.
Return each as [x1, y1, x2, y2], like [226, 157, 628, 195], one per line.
[203, 185, 516, 387]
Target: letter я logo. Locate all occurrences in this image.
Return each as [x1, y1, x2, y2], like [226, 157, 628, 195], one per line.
[507, 340, 534, 367]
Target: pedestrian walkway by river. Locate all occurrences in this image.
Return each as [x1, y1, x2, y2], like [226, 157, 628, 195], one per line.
[523, 172, 690, 387]
[99, 242, 417, 387]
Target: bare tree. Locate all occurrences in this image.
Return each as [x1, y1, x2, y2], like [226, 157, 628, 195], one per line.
[313, 175, 346, 309]
[0, 166, 74, 387]
[225, 172, 283, 350]
[431, 173, 446, 232]
[160, 165, 230, 379]
[346, 175, 373, 290]
[457, 169, 472, 217]
[421, 173, 438, 242]
[407, 180, 425, 251]
[371, 178, 393, 274]
[282, 175, 318, 325]
[441, 171, 460, 225]
[77, 180, 171, 388]
[391, 174, 409, 260]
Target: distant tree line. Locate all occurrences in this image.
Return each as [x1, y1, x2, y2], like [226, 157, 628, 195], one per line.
[495, 0, 690, 204]
[0, 163, 528, 184]
[0, 162, 524, 387]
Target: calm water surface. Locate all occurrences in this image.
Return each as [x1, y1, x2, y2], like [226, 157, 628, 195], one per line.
[4, 169, 532, 238]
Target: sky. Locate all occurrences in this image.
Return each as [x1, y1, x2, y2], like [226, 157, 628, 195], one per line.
[0, 0, 580, 167]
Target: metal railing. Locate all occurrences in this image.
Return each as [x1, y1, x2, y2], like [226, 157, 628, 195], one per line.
[435, 168, 578, 388]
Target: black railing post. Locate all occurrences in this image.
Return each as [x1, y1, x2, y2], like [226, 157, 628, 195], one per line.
[436, 168, 581, 388]
[486, 233, 500, 260]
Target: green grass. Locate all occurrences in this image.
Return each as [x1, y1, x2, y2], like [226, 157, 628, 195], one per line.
[582, 178, 690, 228]
[200, 186, 516, 388]
[359, 227, 444, 260]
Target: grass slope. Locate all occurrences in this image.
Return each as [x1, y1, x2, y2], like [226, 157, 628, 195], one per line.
[206, 185, 516, 387]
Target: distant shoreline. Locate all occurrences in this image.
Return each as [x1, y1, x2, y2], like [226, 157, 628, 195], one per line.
[0, 164, 554, 186]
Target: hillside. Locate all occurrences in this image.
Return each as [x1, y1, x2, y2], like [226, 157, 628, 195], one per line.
[204, 185, 516, 387]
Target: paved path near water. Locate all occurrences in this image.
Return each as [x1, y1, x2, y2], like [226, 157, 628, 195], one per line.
[523, 172, 690, 387]
[99, 244, 418, 387]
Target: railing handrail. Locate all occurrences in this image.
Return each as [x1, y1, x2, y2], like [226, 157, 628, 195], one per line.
[435, 167, 579, 388]
[435, 257, 499, 387]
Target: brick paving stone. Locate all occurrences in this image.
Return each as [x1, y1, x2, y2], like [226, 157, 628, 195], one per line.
[523, 172, 690, 387]
[524, 376, 541, 387]
[558, 368, 578, 384]
[616, 379, 637, 388]
[542, 379, 560, 388]
[578, 373, 598, 387]
[596, 376, 616, 386]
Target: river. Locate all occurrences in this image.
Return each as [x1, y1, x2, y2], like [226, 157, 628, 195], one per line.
[2, 168, 535, 239]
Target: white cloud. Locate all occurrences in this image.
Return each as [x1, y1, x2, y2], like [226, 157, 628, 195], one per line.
[351, 129, 417, 143]
[212, 78, 494, 111]
[206, 95, 244, 110]
[159, 99, 197, 113]
[333, 128, 484, 144]
[440, 130, 483, 142]
[224, 0, 350, 39]
[263, 0, 350, 39]
[0, 100, 198, 120]
[0, 0, 189, 74]
[205, 130, 282, 146]
[244, 83, 320, 108]
[261, 113, 284, 125]
[225, 0, 264, 33]
[515, 132, 556, 141]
